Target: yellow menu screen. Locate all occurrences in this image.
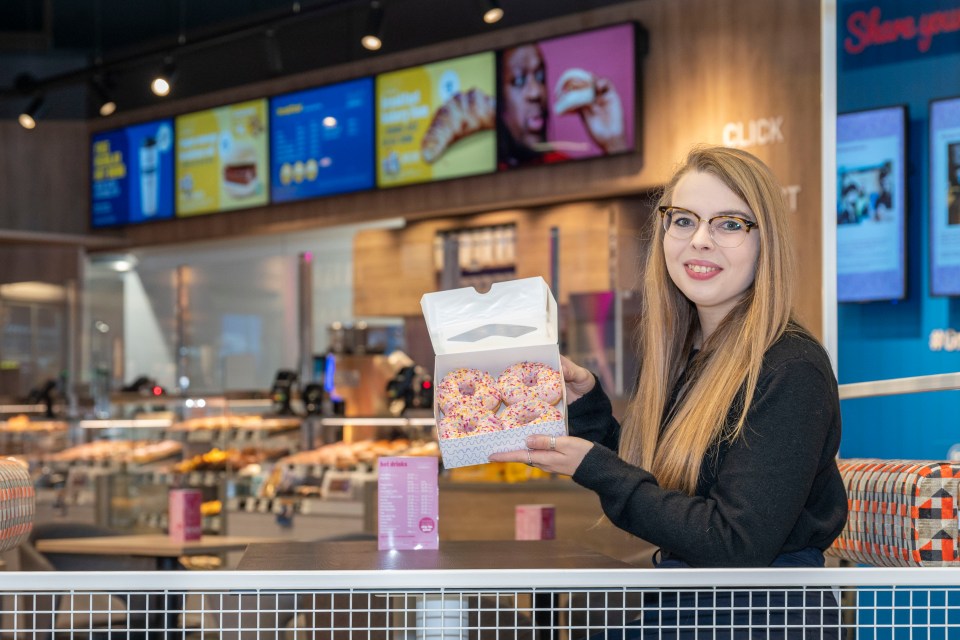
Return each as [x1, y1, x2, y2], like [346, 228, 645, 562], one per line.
[376, 52, 496, 188]
[175, 99, 269, 216]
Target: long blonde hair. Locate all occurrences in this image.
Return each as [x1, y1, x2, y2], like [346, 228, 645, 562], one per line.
[621, 146, 798, 494]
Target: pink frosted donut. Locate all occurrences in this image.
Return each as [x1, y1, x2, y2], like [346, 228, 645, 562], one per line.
[500, 398, 564, 430]
[438, 404, 504, 439]
[437, 368, 501, 414]
[497, 361, 563, 405]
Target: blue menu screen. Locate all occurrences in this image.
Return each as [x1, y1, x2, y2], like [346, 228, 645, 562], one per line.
[91, 119, 175, 228]
[270, 78, 375, 203]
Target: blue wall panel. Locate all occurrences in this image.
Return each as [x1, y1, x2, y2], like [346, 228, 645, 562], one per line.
[837, 0, 960, 460]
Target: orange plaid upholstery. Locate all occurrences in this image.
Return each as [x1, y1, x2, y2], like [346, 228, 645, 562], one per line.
[828, 459, 960, 566]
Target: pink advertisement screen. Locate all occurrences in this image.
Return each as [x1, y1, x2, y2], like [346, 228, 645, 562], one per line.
[497, 23, 636, 170]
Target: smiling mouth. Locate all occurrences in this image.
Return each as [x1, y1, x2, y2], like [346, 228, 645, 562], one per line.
[687, 264, 720, 274]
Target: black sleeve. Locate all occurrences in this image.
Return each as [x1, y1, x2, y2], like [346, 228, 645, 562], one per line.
[567, 375, 621, 451]
[571, 355, 837, 567]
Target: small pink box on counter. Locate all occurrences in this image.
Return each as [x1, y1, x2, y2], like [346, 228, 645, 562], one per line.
[378, 456, 439, 550]
[515, 504, 556, 540]
[168, 488, 203, 542]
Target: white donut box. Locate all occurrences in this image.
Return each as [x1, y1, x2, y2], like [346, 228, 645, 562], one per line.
[420, 276, 567, 469]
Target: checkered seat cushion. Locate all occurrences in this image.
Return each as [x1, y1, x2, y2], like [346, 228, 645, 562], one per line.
[828, 459, 960, 566]
[0, 458, 34, 553]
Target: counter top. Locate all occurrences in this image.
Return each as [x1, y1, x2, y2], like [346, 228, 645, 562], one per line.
[237, 539, 635, 571]
[36, 533, 286, 558]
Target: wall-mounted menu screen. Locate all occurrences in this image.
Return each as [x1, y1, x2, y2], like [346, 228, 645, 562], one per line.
[836, 105, 907, 302]
[91, 119, 175, 228]
[497, 22, 636, 171]
[930, 97, 960, 296]
[270, 78, 375, 203]
[376, 51, 496, 188]
[175, 98, 269, 217]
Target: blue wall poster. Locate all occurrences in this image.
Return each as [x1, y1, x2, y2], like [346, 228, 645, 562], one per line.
[270, 77, 375, 203]
[91, 119, 174, 228]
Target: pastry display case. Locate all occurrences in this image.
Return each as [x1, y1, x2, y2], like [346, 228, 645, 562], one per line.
[0, 414, 70, 460]
[18, 392, 576, 545]
[67, 412, 440, 539]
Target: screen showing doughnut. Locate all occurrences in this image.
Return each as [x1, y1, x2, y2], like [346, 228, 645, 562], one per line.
[930, 97, 960, 296]
[91, 119, 175, 228]
[269, 78, 375, 203]
[376, 51, 496, 188]
[496, 22, 636, 171]
[836, 106, 907, 302]
[175, 98, 269, 217]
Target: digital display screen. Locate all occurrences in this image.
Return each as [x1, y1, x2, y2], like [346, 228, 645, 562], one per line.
[376, 51, 496, 187]
[836, 106, 907, 302]
[91, 119, 175, 228]
[270, 78, 375, 203]
[496, 23, 636, 170]
[930, 97, 960, 296]
[175, 98, 269, 217]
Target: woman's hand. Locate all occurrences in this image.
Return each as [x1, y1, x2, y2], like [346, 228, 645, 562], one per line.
[560, 354, 595, 403]
[488, 434, 594, 477]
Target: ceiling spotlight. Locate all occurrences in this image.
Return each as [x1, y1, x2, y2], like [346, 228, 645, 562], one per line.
[150, 58, 177, 97]
[361, 0, 384, 51]
[264, 28, 284, 76]
[482, 0, 503, 24]
[92, 75, 117, 117]
[18, 95, 44, 130]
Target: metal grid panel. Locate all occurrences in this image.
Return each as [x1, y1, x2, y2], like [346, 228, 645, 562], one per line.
[2, 569, 959, 639]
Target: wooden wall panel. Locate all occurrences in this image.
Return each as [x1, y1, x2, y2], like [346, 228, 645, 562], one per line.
[517, 201, 617, 298]
[0, 245, 81, 286]
[642, 0, 823, 334]
[353, 201, 623, 316]
[353, 226, 431, 318]
[0, 122, 90, 235]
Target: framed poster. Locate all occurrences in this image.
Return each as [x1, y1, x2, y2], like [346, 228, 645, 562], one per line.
[496, 22, 637, 170]
[376, 52, 496, 188]
[836, 105, 907, 302]
[91, 119, 174, 228]
[270, 77, 375, 203]
[176, 98, 269, 217]
[930, 96, 960, 295]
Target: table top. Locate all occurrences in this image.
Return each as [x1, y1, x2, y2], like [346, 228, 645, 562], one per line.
[238, 539, 635, 571]
[36, 534, 286, 558]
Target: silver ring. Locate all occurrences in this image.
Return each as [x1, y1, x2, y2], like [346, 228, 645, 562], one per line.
[526, 450, 533, 466]
[549, 436, 557, 451]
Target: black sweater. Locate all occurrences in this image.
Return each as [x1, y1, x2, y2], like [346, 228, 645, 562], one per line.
[569, 330, 848, 568]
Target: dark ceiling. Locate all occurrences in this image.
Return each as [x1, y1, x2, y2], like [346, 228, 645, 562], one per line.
[0, 0, 636, 122]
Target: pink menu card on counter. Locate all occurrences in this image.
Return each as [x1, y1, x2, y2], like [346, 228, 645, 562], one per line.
[378, 456, 439, 550]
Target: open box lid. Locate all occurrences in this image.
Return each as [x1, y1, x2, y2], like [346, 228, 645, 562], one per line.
[420, 277, 558, 355]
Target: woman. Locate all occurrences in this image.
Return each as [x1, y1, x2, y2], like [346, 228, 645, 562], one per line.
[491, 146, 847, 636]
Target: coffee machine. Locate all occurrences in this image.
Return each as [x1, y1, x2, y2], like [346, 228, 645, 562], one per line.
[385, 365, 434, 416]
[322, 323, 403, 417]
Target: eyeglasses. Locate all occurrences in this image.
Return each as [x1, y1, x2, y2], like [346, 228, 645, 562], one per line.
[658, 206, 758, 248]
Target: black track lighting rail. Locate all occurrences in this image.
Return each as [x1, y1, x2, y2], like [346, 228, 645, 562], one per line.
[0, 0, 363, 102]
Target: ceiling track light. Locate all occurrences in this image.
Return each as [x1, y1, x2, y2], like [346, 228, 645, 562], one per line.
[482, 0, 504, 25]
[264, 28, 284, 76]
[18, 95, 44, 130]
[150, 57, 177, 97]
[91, 75, 117, 117]
[361, 0, 384, 51]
